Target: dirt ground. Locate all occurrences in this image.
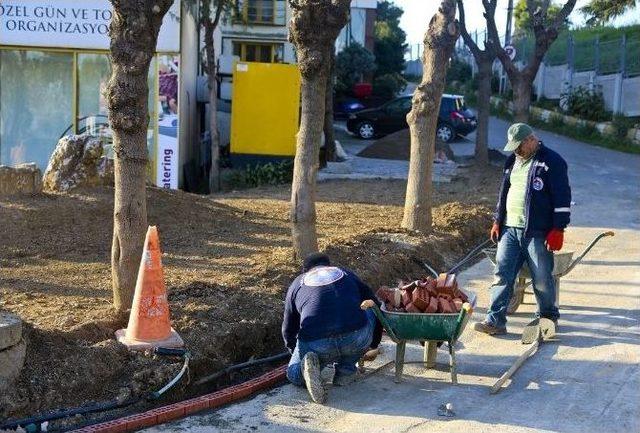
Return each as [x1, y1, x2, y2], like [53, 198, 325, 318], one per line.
[0, 165, 500, 429]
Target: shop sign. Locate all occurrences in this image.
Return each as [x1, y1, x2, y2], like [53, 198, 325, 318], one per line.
[0, 0, 180, 51]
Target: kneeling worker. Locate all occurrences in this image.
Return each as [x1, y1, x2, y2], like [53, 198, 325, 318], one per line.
[282, 253, 382, 403]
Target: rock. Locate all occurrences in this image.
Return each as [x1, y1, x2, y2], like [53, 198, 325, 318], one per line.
[0, 310, 22, 350]
[0, 339, 26, 393]
[42, 134, 114, 192]
[0, 163, 42, 195]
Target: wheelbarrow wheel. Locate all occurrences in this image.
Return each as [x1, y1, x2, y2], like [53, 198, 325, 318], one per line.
[507, 288, 525, 314]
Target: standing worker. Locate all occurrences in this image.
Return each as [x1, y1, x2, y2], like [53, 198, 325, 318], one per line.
[474, 123, 571, 335]
[282, 253, 382, 403]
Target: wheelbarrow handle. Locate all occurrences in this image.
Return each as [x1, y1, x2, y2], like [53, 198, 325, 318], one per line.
[559, 230, 614, 277]
[365, 303, 401, 343]
[453, 303, 473, 342]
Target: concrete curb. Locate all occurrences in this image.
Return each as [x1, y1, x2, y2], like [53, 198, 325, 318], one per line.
[69, 365, 287, 433]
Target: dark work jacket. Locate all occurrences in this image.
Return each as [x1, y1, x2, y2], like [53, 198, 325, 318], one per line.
[281, 268, 382, 353]
[494, 142, 572, 238]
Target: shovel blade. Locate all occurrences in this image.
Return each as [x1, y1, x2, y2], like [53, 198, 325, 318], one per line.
[539, 318, 556, 341]
[522, 318, 556, 344]
[522, 318, 540, 344]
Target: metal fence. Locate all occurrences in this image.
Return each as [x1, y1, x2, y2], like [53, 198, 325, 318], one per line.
[445, 28, 640, 75]
[408, 27, 640, 116]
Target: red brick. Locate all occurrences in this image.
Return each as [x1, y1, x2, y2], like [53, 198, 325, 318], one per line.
[124, 412, 159, 430]
[412, 287, 429, 311]
[153, 403, 186, 424]
[437, 297, 455, 313]
[400, 290, 412, 307]
[182, 396, 210, 415]
[206, 389, 234, 408]
[426, 296, 438, 313]
[86, 420, 128, 433]
[405, 302, 421, 313]
[228, 384, 252, 400]
[453, 298, 463, 312]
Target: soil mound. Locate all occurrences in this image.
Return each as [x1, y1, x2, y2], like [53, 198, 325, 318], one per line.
[357, 129, 453, 161]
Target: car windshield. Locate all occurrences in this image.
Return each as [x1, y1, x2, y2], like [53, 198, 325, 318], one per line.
[455, 97, 466, 111]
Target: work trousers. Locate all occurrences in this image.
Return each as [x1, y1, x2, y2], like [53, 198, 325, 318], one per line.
[486, 227, 560, 327]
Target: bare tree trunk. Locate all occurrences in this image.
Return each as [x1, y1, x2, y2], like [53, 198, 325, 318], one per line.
[204, 31, 219, 193]
[291, 74, 326, 258]
[323, 51, 337, 162]
[107, 0, 173, 312]
[203, 19, 221, 193]
[288, 0, 351, 261]
[512, 77, 532, 123]
[475, 58, 492, 166]
[402, 0, 459, 232]
[208, 76, 220, 192]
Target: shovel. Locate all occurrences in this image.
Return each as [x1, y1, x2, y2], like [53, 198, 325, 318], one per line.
[490, 318, 556, 394]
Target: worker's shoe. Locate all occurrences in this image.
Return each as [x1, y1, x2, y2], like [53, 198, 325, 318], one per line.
[472, 320, 507, 335]
[302, 352, 326, 404]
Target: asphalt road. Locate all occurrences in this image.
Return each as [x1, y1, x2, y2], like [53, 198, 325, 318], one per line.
[145, 117, 640, 433]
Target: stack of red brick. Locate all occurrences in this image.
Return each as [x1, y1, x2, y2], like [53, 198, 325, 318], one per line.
[375, 274, 468, 314]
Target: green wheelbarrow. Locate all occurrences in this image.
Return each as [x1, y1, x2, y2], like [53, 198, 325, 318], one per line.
[482, 231, 614, 314]
[362, 292, 476, 384]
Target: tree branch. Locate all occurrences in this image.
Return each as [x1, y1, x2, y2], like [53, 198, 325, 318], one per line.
[551, 0, 577, 31]
[212, 0, 225, 28]
[457, 0, 481, 58]
[485, 0, 516, 76]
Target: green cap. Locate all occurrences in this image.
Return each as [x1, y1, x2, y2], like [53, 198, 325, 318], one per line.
[504, 123, 534, 152]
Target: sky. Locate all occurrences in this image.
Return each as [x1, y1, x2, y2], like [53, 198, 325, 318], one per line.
[395, 0, 640, 50]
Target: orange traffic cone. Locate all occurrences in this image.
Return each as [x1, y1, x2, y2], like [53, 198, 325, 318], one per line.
[115, 226, 183, 350]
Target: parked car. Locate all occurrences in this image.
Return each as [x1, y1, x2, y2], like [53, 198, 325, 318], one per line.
[333, 97, 366, 119]
[346, 94, 477, 142]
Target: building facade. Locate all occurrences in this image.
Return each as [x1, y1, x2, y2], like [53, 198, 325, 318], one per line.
[0, 0, 376, 191]
[0, 0, 200, 189]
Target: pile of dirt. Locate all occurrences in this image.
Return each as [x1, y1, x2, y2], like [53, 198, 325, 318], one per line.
[0, 173, 498, 428]
[357, 129, 452, 161]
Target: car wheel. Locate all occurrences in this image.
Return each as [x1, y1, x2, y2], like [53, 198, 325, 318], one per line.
[436, 124, 454, 142]
[357, 122, 375, 139]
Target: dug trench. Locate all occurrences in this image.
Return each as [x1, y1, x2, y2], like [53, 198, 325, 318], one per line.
[0, 168, 500, 430]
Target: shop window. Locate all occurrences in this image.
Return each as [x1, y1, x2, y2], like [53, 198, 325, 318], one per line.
[233, 42, 284, 63]
[77, 53, 111, 142]
[237, 0, 285, 25]
[0, 49, 160, 174]
[0, 50, 73, 170]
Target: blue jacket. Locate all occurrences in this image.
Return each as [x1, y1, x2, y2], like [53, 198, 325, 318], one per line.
[494, 142, 571, 238]
[282, 267, 382, 353]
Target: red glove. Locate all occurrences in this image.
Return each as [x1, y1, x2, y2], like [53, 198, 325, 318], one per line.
[490, 223, 500, 243]
[545, 229, 564, 251]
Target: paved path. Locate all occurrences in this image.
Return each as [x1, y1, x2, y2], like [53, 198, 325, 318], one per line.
[146, 118, 640, 433]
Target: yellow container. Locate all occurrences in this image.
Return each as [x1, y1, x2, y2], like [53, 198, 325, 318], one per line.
[230, 62, 301, 157]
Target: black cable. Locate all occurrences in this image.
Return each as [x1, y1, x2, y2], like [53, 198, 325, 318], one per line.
[195, 352, 289, 386]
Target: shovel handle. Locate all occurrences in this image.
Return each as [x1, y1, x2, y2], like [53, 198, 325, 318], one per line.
[490, 340, 539, 394]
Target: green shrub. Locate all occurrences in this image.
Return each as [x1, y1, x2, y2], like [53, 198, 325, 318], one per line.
[611, 113, 637, 139]
[226, 160, 294, 189]
[576, 122, 599, 138]
[549, 113, 565, 129]
[335, 43, 376, 96]
[446, 57, 472, 84]
[561, 85, 609, 122]
[535, 97, 560, 111]
[373, 72, 407, 99]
